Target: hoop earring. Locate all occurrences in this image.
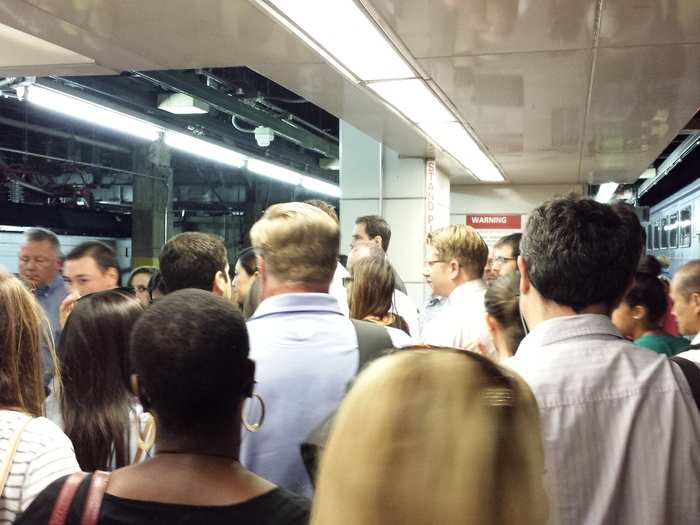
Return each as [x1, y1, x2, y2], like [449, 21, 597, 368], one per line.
[242, 393, 266, 433]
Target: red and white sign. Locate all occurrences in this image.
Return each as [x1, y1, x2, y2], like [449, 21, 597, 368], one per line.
[466, 214, 522, 230]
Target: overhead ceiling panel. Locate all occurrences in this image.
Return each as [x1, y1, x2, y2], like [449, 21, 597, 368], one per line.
[581, 43, 700, 184]
[418, 50, 590, 184]
[368, 0, 597, 58]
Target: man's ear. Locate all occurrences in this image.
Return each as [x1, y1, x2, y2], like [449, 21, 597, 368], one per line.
[517, 255, 530, 295]
[212, 270, 228, 296]
[106, 267, 119, 286]
[691, 291, 700, 313]
[448, 259, 460, 280]
[485, 312, 498, 334]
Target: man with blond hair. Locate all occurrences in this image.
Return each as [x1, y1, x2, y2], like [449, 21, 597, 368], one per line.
[420, 224, 490, 349]
[240, 202, 402, 498]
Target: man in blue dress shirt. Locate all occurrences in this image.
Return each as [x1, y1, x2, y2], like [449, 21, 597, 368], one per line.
[18, 228, 67, 384]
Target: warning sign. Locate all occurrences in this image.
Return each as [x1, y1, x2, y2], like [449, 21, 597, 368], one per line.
[466, 214, 523, 248]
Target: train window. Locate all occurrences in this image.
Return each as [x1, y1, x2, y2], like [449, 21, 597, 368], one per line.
[646, 224, 652, 250]
[660, 217, 668, 249]
[668, 212, 679, 248]
[680, 206, 692, 248]
[653, 221, 660, 249]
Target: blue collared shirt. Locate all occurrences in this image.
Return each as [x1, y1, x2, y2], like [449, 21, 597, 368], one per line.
[240, 293, 359, 497]
[33, 273, 68, 343]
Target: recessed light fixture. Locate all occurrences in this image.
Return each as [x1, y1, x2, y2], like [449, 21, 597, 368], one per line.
[157, 93, 209, 115]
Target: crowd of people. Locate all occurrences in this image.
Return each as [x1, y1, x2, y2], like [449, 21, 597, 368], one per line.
[3, 194, 700, 524]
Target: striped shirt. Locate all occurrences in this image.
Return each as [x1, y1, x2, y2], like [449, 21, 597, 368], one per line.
[506, 315, 700, 525]
[0, 411, 80, 524]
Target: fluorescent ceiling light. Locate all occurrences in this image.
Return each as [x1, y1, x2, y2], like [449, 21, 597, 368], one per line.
[247, 159, 302, 185]
[639, 168, 656, 180]
[158, 93, 209, 115]
[26, 85, 163, 141]
[164, 132, 246, 168]
[368, 79, 455, 124]
[264, 0, 412, 81]
[594, 182, 619, 203]
[302, 176, 341, 197]
[419, 122, 504, 182]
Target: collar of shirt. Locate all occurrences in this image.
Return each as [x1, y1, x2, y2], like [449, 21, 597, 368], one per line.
[250, 292, 344, 320]
[447, 279, 486, 304]
[692, 333, 700, 345]
[35, 273, 66, 297]
[516, 314, 624, 359]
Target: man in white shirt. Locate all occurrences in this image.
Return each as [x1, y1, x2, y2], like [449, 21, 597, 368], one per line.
[506, 196, 700, 525]
[671, 259, 700, 361]
[420, 224, 490, 349]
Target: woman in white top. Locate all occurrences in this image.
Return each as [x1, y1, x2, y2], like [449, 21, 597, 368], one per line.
[55, 289, 151, 472]
[0, 272, 80, 523]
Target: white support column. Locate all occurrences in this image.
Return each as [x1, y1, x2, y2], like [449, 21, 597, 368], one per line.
[339, 121, 450, 307]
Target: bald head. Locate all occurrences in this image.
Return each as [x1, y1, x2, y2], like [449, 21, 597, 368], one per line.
[670, 260, 700, 336]
[347, 240, 385, 270]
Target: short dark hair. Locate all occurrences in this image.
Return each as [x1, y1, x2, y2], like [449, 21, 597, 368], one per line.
[24, 228, 61, 256]
[495, 233, 522, 258]
[66, 241, 120, 280]
[159, 232, 228, 293]
[305, 199, 339, 224]
[356, 215, 391, 252]
[130, 289, 252, 434]
[521, 195, 643, 311]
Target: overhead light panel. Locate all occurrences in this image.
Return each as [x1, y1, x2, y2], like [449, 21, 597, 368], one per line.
[419, 122, 504, 182]
[594, 182, 619, 204]
[302, 176, 341, 197]
[368, 79, 455, 124]
[261, 0, 413, 81]
[164, 131, 246, 168]
[247, 159, 303, 185]
[25, 85, 163, 141]
[158, 93, 209, 114]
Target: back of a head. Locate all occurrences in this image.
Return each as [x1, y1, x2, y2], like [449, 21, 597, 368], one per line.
[130, 289, 251, 434]
[348, 256, 395, 320]
[521, 195, 643, 311]
[311, 349, 546, 525]
[59, 289, 144, 471]
[66, 240, 119, 274]
[0, 272, 49, 417]
[236, 247, 258, 277]
[485, 272, 525, 356]
[356, 215, 391, 252]
[250, 202, 339, 286]
[427, 225, 489, 278]
[495, 233, 522, 258]
[159, 232, 228, 293]
[305, 199, 339, 224]
[622, 256, 667, 328]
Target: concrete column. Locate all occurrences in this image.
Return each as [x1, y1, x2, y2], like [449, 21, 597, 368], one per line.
[339, 121, 450, 307]
[131, 139, 173, 269]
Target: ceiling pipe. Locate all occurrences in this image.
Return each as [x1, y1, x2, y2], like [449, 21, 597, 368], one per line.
[0, 116, 131, 154]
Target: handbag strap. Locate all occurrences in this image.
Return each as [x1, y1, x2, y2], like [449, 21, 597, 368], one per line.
[133, 414, 156, 464]
[48, 472, 88, 525]
[0, 415, 34, 496]
[350, 319, 394, 371]
[81, 471, 111, 525]
[48, 471, 111, 525]
[672, 356, 700, 411]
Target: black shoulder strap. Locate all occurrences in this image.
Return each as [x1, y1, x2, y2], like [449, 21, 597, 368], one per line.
[671, 356, 700, 412]
[350, 319, 394, 371]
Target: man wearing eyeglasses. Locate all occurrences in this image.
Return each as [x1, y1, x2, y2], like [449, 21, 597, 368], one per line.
[420, 224, 491, 351]
[490, 233, 521, 281]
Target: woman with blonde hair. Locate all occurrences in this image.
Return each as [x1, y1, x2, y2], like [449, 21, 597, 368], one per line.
[311, 347, 547, 525]
[347, 257, 413, 345]
[0, 273, 79, 523]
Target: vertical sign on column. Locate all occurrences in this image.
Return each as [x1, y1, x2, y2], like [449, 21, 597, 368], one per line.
[425, 159, 437, 236]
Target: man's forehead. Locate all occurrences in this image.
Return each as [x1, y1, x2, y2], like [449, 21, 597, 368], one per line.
[493, 244, 512, 256]
[64, 256, 100, 273]
[21, 240, 55, 253]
